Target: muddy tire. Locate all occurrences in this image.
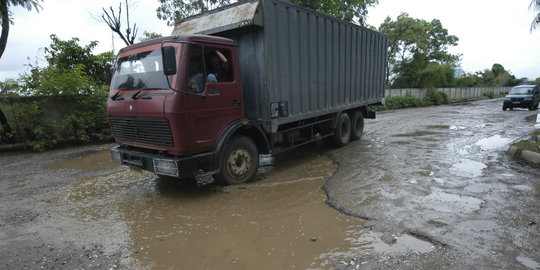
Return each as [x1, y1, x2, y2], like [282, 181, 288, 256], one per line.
[349, 110, 364, 141]
[330, 113, 351, 147]
[502, 106, 507, 111]
[214, 135, 259, 185]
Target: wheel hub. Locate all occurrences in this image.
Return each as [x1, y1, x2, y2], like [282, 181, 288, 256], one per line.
[227, 149, 251, 177]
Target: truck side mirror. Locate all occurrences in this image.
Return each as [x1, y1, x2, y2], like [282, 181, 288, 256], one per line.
[162, 46, 177, 76]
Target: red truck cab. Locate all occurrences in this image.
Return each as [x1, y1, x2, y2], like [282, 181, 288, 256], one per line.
[107, 35, 266, 184]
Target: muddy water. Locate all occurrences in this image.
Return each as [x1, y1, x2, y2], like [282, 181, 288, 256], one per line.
[51, 148, 372, 269]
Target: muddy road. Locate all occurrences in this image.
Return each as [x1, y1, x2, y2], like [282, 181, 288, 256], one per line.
[0, 99, 539, 269]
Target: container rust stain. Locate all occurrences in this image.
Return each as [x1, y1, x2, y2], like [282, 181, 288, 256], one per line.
[56, 148, 366, 269]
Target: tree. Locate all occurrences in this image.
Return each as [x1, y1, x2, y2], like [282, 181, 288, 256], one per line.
[156, 0, 378, 26]
[0, 0, 42, 58]
[288, 0, 378, 26]
[474, 64, 521, 87]
[22, 34, 113, 96]
[455, 73, 482, 87]
[101, 0, 138, 46]
[391, 53, 455, 89]
[531, 0, 540, 32]
[139, 31, 163, 42]
[379, 13, 460, 88]
[156, 0, 230, 26]
[534, 76, 540, 86]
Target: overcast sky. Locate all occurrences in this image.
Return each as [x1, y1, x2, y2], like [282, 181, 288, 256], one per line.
[1, 0, 539, 81]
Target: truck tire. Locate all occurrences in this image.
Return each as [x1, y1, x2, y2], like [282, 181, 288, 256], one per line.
[350, 110, 364, 141]
[330, 113, 351, 147]
[214, 135, 259, 185]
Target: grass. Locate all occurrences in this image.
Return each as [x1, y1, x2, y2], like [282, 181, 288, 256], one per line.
[511, 130, 540, 154]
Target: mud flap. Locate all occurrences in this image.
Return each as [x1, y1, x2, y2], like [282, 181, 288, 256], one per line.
[365, 109, 376, 119]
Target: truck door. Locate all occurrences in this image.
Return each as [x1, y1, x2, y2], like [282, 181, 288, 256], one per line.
[184, 44, 244, 153]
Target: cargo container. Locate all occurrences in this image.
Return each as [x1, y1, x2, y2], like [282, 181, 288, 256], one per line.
[107, 0, 387, 185]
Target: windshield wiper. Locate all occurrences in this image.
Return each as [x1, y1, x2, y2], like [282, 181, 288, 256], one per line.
[110, 92, 124, 101]
[131, 90, 142, 100]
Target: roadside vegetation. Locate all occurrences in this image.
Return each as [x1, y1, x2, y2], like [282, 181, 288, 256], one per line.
[373, 88, 505, 111]
[0, 35, 113, 150]
[512, 130, 540, 154]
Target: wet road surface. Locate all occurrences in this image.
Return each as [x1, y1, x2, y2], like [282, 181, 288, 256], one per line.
[326, 99, 540, 269]
[0, 98, 538, 269]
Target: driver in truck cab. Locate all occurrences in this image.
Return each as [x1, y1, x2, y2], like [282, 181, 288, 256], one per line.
[207, 50, 230, 82]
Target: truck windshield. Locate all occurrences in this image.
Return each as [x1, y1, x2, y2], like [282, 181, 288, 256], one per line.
[111, 49, 173, 90]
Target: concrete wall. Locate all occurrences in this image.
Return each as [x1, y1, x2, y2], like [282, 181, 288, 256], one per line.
[385, 87, 512, 100]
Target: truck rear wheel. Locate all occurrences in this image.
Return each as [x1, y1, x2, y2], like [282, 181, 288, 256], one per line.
[214, 135, 259, 185]
[330, 113, 351, 147]
[350, 110, 364, 141]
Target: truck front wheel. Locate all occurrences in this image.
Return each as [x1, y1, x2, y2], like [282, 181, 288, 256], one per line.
[214, 135, 259, 185]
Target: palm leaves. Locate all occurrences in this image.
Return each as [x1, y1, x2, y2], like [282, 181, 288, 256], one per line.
[531, 0, 540, 32]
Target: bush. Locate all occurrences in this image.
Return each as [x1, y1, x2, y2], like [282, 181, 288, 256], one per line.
[383, 95, 430, 110]
[426, 89, 448, 105]
[484, 90, 495, 99]
[374, 90, 448, 111]
[60, 95, 112, 143]
[1, 100, 58, 150]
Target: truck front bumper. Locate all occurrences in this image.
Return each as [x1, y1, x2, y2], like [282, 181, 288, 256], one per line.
[109, 146, 213, 178]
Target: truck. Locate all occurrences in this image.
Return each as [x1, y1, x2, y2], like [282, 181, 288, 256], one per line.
[107, 0, 387, 185]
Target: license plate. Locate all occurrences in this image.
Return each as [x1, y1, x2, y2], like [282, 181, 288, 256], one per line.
[512, 102, 520, 104]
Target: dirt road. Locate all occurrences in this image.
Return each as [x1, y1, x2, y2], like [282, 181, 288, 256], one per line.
[0, 99, 538, 269]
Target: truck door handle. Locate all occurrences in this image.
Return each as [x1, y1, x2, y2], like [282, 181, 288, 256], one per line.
[232, 100, 241, 106]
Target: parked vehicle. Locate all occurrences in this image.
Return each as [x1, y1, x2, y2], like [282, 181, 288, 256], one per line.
[502, 85, 540, 111]
[106, 0, 387, 185]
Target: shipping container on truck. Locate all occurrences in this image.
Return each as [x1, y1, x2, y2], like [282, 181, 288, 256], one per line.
[107, 0, 387, 185]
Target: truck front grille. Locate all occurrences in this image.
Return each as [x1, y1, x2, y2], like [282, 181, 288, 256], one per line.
[109, 116, 173, 147]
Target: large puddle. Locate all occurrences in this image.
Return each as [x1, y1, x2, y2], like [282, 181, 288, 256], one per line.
[45, 149, 379, 268]
[48, 148, 437, 269]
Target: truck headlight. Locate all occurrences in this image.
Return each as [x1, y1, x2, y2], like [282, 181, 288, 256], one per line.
[153, 158, 179, 177]
[504, 97, 511, 101]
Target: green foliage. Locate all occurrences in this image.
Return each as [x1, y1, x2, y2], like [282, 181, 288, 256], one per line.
[373, 90, 449, 111]
[379, 94, 430, 110]
[391, 53, 455, 89]
[156, 0, 377, 26]
[0, 78, 20, 95]
[534, 76, 540, 86]
[475, 64, 522, 87]
[379, 13, 460, 88]
[0, 122, 15, 143]
[39, 34, 114, 85]
[22, 65, 108, 96]
[455, 74, 481, 87]
[0, 35, 114, 150]
[60, 96, 112, 143]
[1, 100, 57, 150]
[140, 31, 163, 41]
[426, 89, 448, 105]
[288, 0, 378, 25]
[484, 90, 495, 99]
[157, 0, 231, 26]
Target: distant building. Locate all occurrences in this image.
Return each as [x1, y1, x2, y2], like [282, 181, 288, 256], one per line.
[454, 68, 464, 78]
